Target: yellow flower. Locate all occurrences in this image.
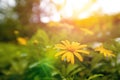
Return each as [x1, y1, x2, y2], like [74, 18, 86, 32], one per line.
[80, 28, 94, 35]
[55, 40, 89, 64]
[33, 40, 39, 45]
[17, 37, 27, 45]
[14, 30, 19, 35]
[95, 45, 115, 57]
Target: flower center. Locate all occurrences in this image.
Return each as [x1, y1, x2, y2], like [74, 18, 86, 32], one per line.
[67, 47, 75, 53]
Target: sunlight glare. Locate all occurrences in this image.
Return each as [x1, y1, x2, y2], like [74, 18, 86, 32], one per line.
[40, 17, 50, 23]
[52, 0, 120, 20]
[78, 12, 90, 19]
[59, 0, 90, 18]
[50, 13, 61, 22]
[52, 0, 64, 4]
[97, 0, 120, 14]
[40, 0, 120, 23]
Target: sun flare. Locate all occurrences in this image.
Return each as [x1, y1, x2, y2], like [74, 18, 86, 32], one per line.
[40, 0, 120, 23]
[52, 0, 96, 19]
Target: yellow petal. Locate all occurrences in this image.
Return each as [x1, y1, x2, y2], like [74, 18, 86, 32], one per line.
[55, 44, 66, 49]
[78, 45, 87, 49]
[109, 53, 115, 57]
[103, 53, 107, 57]
[61, 40, 70, 46]
[61, 52, 68, 61]
[66, 52, 71, 62]
[55, 51, 65, 57]
[95, 45, 104, 51]
[70, 52, 74, 64]
[74, 52, 83, 62]
[76, 50, 90, 55]
[100, 49, 105, 53]
[71, 42, 80, 46]
[71, 42, 80, 49]
[105, 51, 115, 57]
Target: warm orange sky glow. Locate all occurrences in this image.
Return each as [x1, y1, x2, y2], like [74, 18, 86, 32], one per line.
[39, 0, 120, 23]
[1, 0, 120, 23]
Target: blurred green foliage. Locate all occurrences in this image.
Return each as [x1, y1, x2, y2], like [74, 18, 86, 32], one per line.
[0, 29, 120, 80]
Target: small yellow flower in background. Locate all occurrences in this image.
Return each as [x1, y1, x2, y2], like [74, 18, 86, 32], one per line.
[80, 28, 94, 35]
[14, 30, 19, 35]
[33, 40, 39, 45]
[55, 40, 90, 64]
[17, 37, 27, 45]
[95, 45, 115, 57]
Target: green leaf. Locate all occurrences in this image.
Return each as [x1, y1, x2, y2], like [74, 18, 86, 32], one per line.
[25, 62, 53, 80]
[91, 52, 103, 68]
[66, 64, 79, 75]
[69, 67, 84, 77]
[87, 74, 104, 80]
